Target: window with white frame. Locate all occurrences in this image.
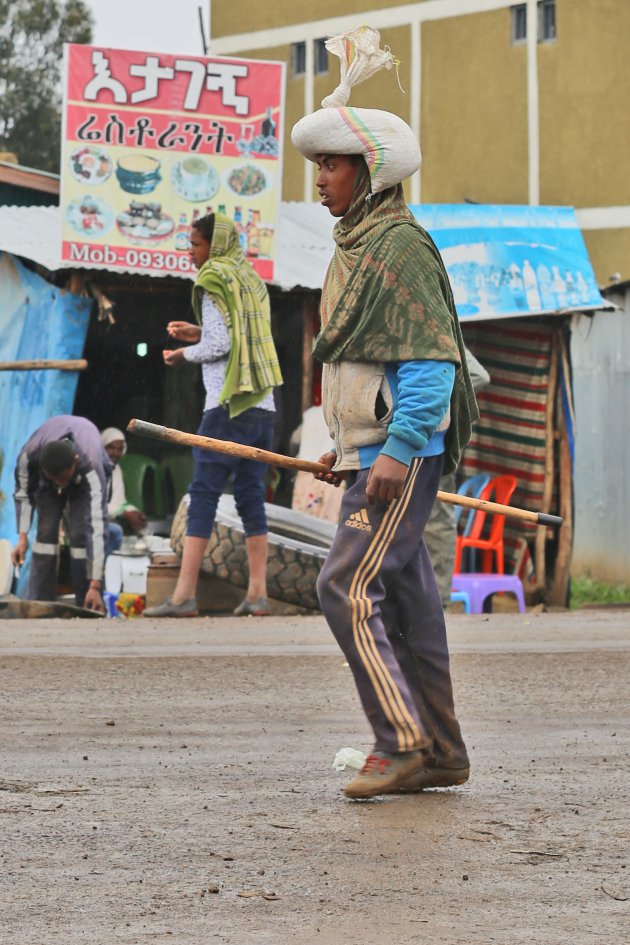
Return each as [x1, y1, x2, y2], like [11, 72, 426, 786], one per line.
[292, 41, 306, 77]
[511, 0, 556, 44]
[539, 0, 556, 41]
[511, 4, 527, 43]
[314, 38, 328, 74]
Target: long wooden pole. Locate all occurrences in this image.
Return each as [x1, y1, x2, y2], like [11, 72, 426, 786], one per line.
[0, 359, 88, 371]
[127, 418, 563, 529]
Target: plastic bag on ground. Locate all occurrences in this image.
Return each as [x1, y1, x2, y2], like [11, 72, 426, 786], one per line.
[332, 747, 367, 772]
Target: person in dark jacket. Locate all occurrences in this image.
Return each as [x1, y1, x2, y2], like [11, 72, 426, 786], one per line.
[11, 416, 112, 613]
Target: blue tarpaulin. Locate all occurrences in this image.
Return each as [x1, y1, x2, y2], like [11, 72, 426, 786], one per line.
[409, 204, 606, 321]
[0, 252, 92, 547]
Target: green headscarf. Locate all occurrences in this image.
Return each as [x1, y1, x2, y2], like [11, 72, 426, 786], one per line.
[314, 169, 478, 474]
[191, 214, 282, 417]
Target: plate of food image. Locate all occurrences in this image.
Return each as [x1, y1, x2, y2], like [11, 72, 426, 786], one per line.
[171, 157, 220, 203]
[116, 200, 174, 244]
[70, 145, 112, 185]
[225, 163, 269, 198]
[66, 194, 114, 236]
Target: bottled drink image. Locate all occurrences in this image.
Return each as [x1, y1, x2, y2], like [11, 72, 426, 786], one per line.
[564, 271, 580, 306]
[175, 212, 189, 251]
[522, 259, 542, 310]
[576, 271, 591, 304]
[246, 209, 261, 257]
[551, 265, 568, 307]
[536, 263, 556, 309]
[262, 107, 277, 139]
[507, 262, 526, 309]
[237, 124, 255, 156]
[233, 206, 247, 252]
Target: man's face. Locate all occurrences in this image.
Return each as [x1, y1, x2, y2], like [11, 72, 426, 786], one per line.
[42, 459, 78, 491]
[105, 440, 125, 466]
[188, 230, 211, 269]
[315, 154, 362, 217]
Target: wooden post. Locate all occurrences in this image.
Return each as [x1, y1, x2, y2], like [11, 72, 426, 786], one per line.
[301, 295, 315, 413]
[547, 333, 574, 607]
[535, 331, 558, 591]
[0, 359, 87, 371]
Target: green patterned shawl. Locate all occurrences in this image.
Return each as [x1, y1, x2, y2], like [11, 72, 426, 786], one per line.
[191, 214, 282, 417]
[314, 171, 478, 473]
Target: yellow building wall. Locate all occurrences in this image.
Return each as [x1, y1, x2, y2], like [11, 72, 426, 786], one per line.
[539, 0, 630, 207]
[212, 0, 415, 36]
[583, 229, 630, 288]
[213, 1, 629, 282]
[230, 42, 306, 202]
[421, 9, 528, 204]
[235, 25, 412, 202]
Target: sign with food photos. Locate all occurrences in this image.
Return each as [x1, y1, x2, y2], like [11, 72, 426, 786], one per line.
[60, 44, 285, 280]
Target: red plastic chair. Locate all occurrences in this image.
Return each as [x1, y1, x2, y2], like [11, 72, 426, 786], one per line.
[454, 475, 518, 575]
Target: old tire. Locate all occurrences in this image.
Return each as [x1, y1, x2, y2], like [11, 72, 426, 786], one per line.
[170, 495, 335, 611]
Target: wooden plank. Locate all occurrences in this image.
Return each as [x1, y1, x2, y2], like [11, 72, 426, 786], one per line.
[547, 334, 574, 607]
[535, 330, 558, 590]
[0, 359, 87, 372]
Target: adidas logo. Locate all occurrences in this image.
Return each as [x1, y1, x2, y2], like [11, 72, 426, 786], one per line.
[345, 508, 372, 532]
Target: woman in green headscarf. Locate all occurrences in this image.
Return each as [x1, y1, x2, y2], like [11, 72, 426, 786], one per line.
[144, 213, 283, 620]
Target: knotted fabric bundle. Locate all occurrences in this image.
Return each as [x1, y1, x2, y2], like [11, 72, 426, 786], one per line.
[320, 25, 396, 109]
[290, 25, 420, 194]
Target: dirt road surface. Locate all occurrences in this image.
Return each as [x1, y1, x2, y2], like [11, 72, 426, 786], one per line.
[1, 610, 628, 944]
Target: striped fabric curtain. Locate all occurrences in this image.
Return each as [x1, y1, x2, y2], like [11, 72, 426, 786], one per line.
[459, 319, 561, 586]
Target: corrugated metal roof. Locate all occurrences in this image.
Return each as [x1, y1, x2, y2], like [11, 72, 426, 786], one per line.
[0, 203, 613, 314]
[275, 201, 334, 290]
[0, 203, 334, 291]
[0, 206, 64, 273]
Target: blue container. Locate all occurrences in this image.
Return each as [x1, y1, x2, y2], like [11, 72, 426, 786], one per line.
[115, 156, 161, 194]
[103, 591, 120, 618]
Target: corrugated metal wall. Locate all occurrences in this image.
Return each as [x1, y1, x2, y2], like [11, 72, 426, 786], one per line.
[571, 292, 630, 582]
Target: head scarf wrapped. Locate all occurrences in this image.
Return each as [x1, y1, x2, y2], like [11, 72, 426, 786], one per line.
[191, 213, 282, 417]
[312, 159, 478, 476]
[101, 427, 127, 453]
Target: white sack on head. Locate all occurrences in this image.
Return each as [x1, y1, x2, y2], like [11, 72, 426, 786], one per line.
[291, 24, 420, 194]
[321, 25, 396, 109]
[291, 106, 420, 194]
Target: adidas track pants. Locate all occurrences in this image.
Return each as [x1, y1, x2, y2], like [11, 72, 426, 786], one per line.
[317, 455, 468, 762]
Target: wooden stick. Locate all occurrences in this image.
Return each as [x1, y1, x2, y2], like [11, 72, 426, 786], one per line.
[0, 359, 88, 372]
[127, 418, 563, 529]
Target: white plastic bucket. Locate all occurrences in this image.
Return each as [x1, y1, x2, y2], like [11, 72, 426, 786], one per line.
[104, 554, 151, 595]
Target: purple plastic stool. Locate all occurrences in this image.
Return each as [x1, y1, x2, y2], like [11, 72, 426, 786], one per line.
[450, 590, 471, 613]
[451, 573, 526, 614]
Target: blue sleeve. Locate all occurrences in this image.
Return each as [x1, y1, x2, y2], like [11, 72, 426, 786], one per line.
[381, 360, 455, 465]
